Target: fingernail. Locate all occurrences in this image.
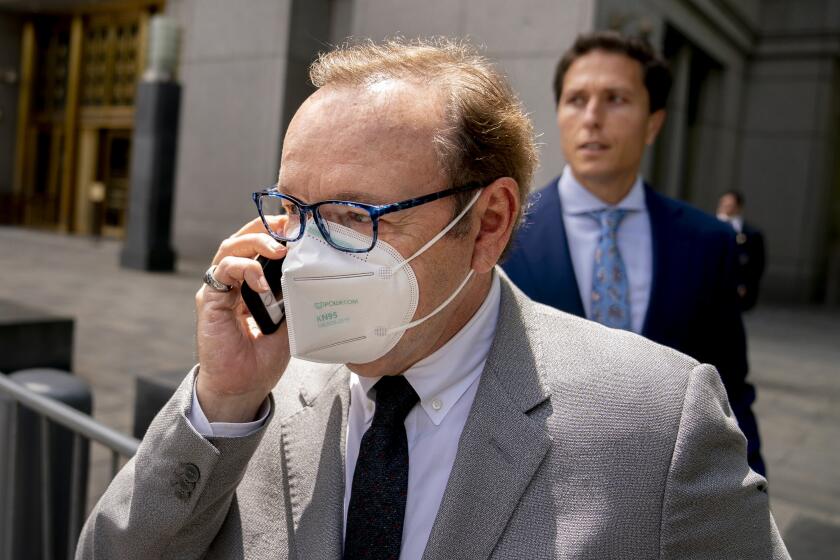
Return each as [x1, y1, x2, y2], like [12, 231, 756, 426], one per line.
[259, 277, 269, 291]
[270, 241, 282, 251]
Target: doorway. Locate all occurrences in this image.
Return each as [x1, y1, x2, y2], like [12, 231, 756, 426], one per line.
[13, 1, 160, 238]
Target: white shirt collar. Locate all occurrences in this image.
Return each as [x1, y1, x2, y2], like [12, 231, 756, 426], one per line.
[558, 165, 646, 215]
[717, 214, 743, 233]
[352, 271, 501, 426]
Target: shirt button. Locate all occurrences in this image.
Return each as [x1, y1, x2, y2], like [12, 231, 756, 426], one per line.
[431, 398, 443, 411]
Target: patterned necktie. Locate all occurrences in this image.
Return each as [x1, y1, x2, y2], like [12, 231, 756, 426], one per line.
[588, 208, 632, 330]
[344, 375, 419, 560]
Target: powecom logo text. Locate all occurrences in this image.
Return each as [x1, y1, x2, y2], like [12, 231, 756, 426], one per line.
[314, 298, 359, 310]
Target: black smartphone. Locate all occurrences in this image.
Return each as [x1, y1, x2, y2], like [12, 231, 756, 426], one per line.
[241, 255, 285, 334]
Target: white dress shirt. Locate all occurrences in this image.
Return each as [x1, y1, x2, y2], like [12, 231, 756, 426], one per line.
[189, 271, 501, 560]
[718, 214, 743, 233]
[558, 165, 652, 334]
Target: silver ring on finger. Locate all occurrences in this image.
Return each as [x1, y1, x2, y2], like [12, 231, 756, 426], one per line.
[203, 265, 234, 293]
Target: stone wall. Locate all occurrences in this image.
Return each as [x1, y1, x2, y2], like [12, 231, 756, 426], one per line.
[737, 0, 840, 302]
[166, 0, 293, 261]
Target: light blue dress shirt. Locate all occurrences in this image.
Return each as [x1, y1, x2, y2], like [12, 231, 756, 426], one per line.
[558, 166, 652, 334]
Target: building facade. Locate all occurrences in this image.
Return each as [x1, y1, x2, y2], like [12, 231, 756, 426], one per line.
[0, 0, 838, 304]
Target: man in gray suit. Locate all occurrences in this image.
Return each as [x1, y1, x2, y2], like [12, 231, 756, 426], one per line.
[78, 39, 788, 559]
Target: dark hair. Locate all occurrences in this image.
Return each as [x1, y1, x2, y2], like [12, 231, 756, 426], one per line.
[722, 190, 745, 207]
[553, 30, 672, 113]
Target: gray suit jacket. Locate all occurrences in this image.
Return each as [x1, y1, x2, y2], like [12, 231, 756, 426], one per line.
[78, 271, 789, 559]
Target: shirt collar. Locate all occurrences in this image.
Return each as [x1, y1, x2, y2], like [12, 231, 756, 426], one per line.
[558, 165, 646, 215]
[352, 271, 501, 426]
[717, 214, 743, 233]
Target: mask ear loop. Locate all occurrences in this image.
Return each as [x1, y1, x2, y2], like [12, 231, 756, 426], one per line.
[384, 269, 475, 336]
[379, 189, 481, 336]
[390, 189, 483, 274]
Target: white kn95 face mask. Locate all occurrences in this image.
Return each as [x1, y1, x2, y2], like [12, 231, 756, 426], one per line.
[280, 191, 481, 364]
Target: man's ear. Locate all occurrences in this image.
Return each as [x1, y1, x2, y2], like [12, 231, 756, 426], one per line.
[645, 109, 666, 145]
[470, 177, 520, 274]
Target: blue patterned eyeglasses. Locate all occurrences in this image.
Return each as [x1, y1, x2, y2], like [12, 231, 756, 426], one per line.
[251, 182, 484, 253]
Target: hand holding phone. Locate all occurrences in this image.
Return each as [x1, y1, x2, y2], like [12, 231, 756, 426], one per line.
[196, 225, 289, 423]
[241, 254, 285, 334]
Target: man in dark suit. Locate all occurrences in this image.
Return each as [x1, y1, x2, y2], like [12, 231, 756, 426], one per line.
[717, 190, 767, 311]
[502, 31, 765, 475]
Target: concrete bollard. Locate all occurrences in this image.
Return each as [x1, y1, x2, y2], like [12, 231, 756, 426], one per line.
[133, 369, 187, 439]
[0, 300, 74, 374]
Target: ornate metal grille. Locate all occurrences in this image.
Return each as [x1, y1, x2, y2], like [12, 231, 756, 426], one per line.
[34, 23, 70, 114]
[81, 15, 141, 107]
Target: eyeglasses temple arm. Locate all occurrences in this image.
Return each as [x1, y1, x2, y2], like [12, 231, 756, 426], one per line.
[372, 182, 484, 218]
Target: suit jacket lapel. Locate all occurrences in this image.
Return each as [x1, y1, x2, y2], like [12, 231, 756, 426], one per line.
[534, 183, 586, 316]
[423, 275, 553, 560]
[280, 366, 350, 559]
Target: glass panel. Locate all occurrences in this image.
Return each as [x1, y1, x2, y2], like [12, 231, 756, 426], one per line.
[81, 21, 111, 106]
[81, 14, 140, 107]
[27, 128, 62, 226]
[103, 133, 130, 230]
[34, 22, 70, 115]
[260, 195, 303, 240]
[112, 18, 139, 105]
[317, 203, 374, 251]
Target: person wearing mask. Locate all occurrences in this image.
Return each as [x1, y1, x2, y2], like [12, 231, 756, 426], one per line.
[78, 38, 786, 559]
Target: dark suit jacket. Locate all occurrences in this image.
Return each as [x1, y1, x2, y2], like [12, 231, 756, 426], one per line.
[734, 222, 766, 312]
[502, 178, 765, 475]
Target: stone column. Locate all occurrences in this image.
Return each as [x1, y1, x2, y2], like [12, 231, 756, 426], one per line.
[120, 16, 181, 272]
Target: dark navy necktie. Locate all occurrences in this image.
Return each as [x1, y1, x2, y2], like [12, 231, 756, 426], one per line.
[344, 375, 419, 560]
